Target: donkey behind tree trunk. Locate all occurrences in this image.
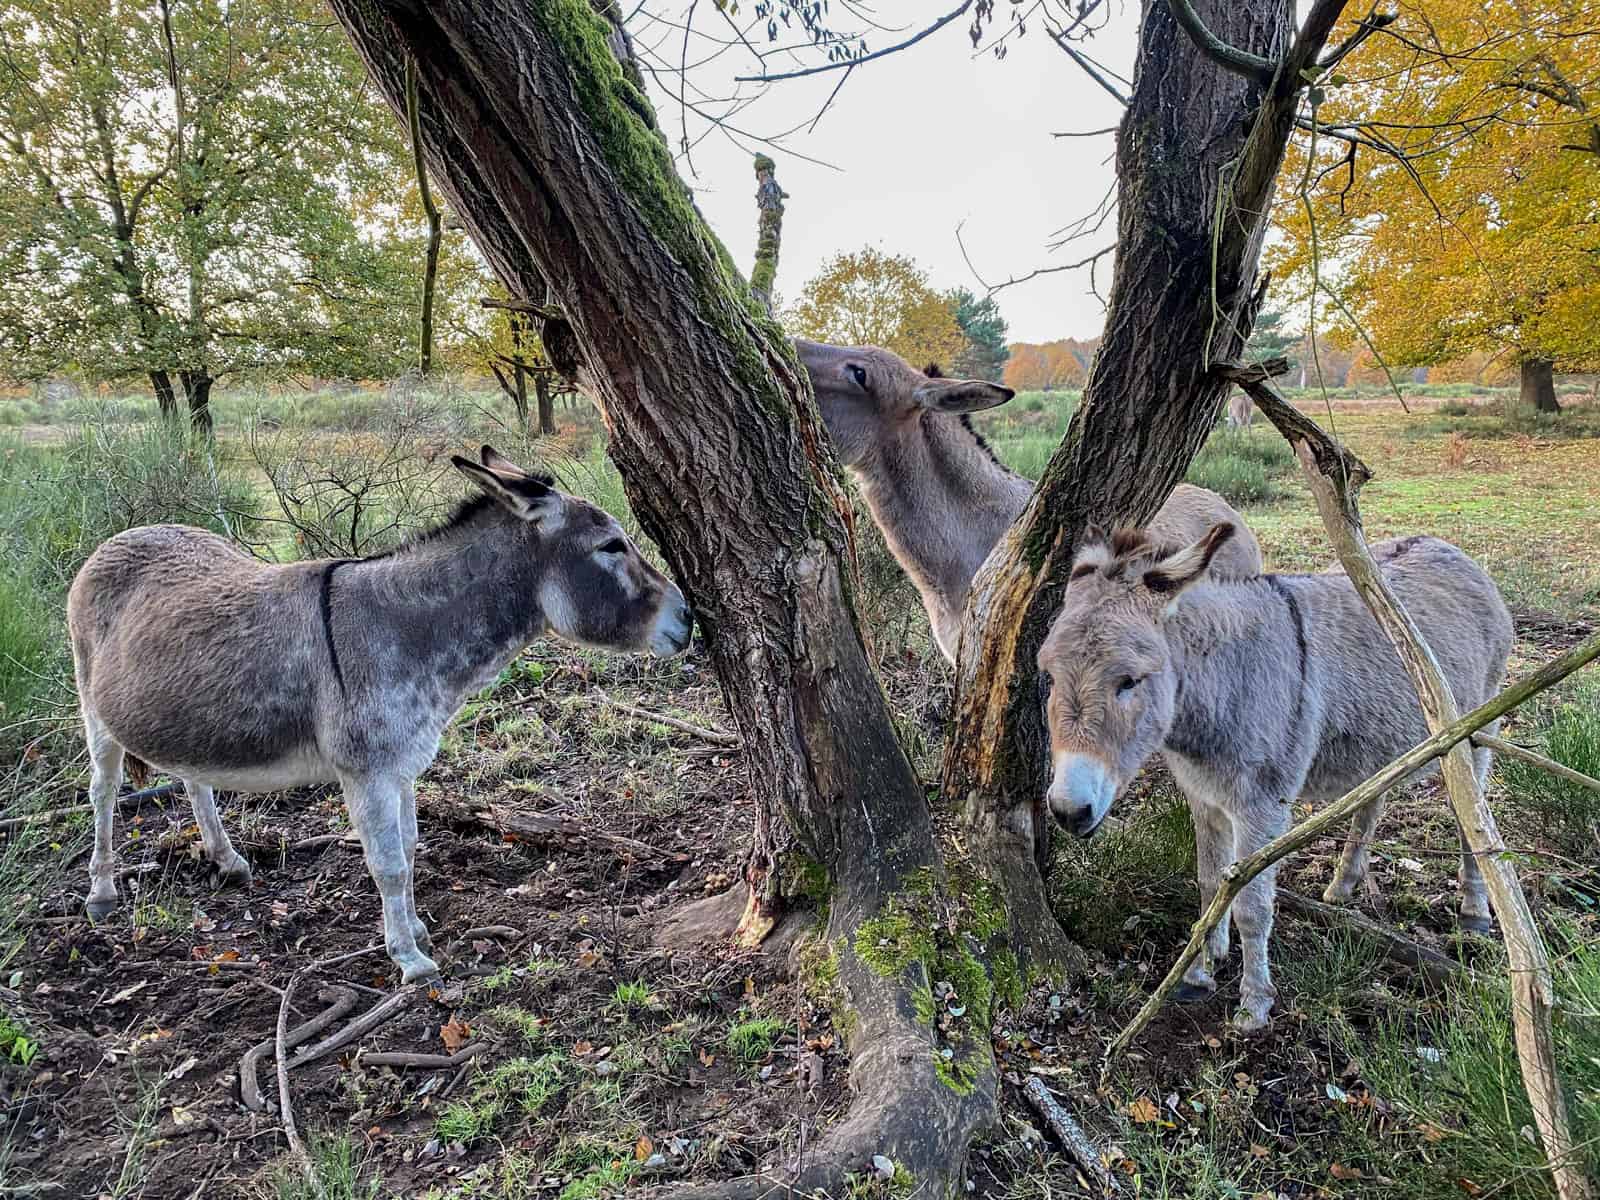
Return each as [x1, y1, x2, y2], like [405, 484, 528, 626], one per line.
[69, 447, 692, 982]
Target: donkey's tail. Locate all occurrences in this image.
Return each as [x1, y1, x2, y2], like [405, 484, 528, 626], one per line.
[125, 754, 151, 789]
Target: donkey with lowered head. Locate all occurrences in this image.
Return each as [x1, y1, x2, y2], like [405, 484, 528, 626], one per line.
[795, 340, 1265, 660]
[1037, 525, 1512, 1031]
[69, 447, 692, 983]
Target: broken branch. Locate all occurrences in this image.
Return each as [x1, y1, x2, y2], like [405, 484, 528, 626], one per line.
[0, 782, 182, 832]
[1472, 732, 1600, 794]
[358, 1042, 486, 1070]
[1275, 890, 1467, 988]
[580, 690, 741, 747]
[241, 986, 359, 1112]
[1022, 1077, 1114, 1192]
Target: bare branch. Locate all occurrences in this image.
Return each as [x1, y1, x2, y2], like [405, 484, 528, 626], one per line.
[735, 2, 973, 82]
[1316, 8, 1397, 72]
[1051, 126, 1118, 138]
[1050, 38, 1129, 106]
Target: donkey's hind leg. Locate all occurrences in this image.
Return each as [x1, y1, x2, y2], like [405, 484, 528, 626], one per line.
[84, 711, 125, 920]
[186, 780, 251, 885]
[1454, 729, 1497, 933]
[1325, 792, 1386, 903]
[344, 772, 437, 983]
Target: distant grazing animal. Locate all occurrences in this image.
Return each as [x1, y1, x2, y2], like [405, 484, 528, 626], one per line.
[1036, 525, 1512, 1031]
[1227, 392, 1254, 428]
[795, 339, 1264, 660]
[68, 447, 693, 983]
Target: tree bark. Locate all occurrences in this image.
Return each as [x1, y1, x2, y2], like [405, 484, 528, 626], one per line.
[328, 3, 991, 1189]
[149, 370, 178, 418]
[940, 0, 1344, 972]
[750, 154, 785, 316]
[1521, 357, 1560, 413]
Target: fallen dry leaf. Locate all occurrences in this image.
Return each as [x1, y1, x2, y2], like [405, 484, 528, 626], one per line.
[634, 1135, 654, 1162]
[1249, 1143, 1270, 1159]
[1330, 1163, 1364, 1181]
[698, 1048, 716, 1068]
[573, 1039, 595, 1057]
[439, 1015, 471, 1053]
[1127, 1096, 1161, 1124]
[1458, 1180, 1483, 1197]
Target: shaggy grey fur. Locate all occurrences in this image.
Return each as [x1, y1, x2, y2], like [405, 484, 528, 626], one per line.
[1038, 526, 1512, 1031]
[69, 446, 692, 982]
[795, 339, 1264, 659]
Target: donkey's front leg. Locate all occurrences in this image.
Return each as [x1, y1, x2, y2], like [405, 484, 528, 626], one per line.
[84, 712, 124, 920]
[344, 773, 438, 983]
[398, 779, 431, 955]
[1178, 796, 1236, 1003]
[1230, 800, 1289, 1034]
[186, 780, 251, 885]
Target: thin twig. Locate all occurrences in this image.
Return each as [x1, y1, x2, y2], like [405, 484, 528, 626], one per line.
[0, 783, 182, 832]
[578, 690, 741, 747]
[1472, 733, 1600, 794]
[735, 2, 972, 82]
[275, 969, 318, 1195]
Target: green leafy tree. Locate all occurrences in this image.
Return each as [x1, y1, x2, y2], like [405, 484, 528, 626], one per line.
[945, 288, 1009, 382]
[0, 0, 424, 426]
[1244, 309, 1297, 373]
[787, 247, 965, 369]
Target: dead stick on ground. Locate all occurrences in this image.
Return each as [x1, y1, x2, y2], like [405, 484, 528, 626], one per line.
[1275, 890, 1466, 988]
[1240, 367, 1590, 1200]
[580, 690, 740, 748]
[241, 986, 359, 1112]
[287, 983, 417, 1070]
[0, 782, 182, 831]
[358, 1042, 486, 1070]
[1022, 1077, 1115, 1192]
[275, 969, 318, 1195]
[1472, 732, 1600, 794]
[1104, 628, 1600, 1074]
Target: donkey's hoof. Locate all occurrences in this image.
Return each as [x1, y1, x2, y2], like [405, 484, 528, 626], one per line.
[86, 895, 118, 922]
[1458, 913, 1493, 935]
[1322, 879, 1357, 904]
[399, 954, 441, 984]
[215, 853, 253, 885]
[1175, 980, 1217, 1005]
[1231, 1006, 1272, 1036]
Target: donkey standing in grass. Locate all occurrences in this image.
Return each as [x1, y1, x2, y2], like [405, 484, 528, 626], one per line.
[1036, 524, 1512, 1030]
[795, 340, 1264, 660]
[69, 447, 693, 983]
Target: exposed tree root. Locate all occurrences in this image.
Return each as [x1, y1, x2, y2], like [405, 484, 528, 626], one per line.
[1276, 889, 1467, 988]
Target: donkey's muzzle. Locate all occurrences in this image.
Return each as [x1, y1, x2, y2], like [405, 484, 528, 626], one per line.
[649, 598, 694, 658]
[1047, 752, 1115, 838]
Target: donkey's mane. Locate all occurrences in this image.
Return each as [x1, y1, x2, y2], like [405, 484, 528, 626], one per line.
[367, 471, 561, 562]
[1078, 527, 1185, 582]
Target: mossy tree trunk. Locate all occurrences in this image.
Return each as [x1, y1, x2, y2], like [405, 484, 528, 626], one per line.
[329, 0, 995, 1191]
[941, 0, 1349, 973]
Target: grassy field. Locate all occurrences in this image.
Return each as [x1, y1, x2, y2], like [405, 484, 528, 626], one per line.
[1, 380, 1597, 1199]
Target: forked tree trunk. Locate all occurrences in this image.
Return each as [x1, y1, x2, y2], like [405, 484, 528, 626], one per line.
[328, 2, 991, 1190]
[1521, 357, 1560, 413]
[941, 0, 1346, 971]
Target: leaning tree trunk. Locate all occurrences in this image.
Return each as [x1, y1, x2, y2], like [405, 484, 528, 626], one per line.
[942, 0, 1350, 972]
[1521, 357, 1560, 413]
[329, 1, 996, 1191]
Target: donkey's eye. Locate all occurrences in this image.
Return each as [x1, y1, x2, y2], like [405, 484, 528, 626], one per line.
[1116, 675, 1142, 696]
[847, 364, 868, 389]
[598, 538, 627, 555]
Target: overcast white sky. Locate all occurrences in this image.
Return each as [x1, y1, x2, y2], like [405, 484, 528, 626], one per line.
[629, 4, 1141, 345]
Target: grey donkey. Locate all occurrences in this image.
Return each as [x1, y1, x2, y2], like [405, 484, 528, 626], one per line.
[1037, 525, 1512, 1031]
[68, 446, 693, 983]
[795, 339, 1264, 660]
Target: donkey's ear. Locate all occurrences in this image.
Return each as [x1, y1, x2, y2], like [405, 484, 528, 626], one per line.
[912, 378, 1015, 414]
[452, 455, 563, 524]
[479, 444, 526, 476]
[1143, 522, 1237, 597]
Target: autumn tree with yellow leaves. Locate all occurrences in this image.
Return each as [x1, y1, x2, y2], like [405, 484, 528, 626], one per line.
[786, 247, 965, 370]
[1269, 0, 1600, 412]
